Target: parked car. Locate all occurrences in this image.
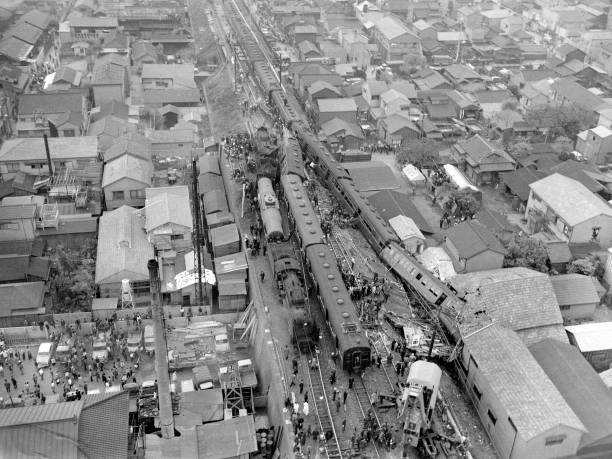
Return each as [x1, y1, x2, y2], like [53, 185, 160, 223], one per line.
[36, 342, 55, 368]
[92, 335, 109, 362]
[127, 330, 144, 356]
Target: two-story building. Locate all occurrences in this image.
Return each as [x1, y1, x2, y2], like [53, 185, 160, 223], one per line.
[452, 134, 516, 185]
[144, 186, 193, 253]
[0, 136, 101, 185]
[575, 125, 612, 165]
[316, 98, 357, 126]
[95, 205, 154, 306]
[67, 17, 119, 43]
[17, 91, 88, 138]
[362, 80, 388, 108]
[371, 15, 421, 63]
[91, 54, 129, 107]
[102, 155, 153, 210]
[526, 173, 612, 246]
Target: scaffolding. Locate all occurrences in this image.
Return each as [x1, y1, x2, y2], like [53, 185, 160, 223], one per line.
[222, 361, 245, 418]
[38, 203, 59, 229]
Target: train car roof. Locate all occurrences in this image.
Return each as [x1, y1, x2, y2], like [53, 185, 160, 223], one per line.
[342, 181, 399, 242]
[271, 90, 302, 124]
[202, 189, 229, 214]
[281, 174, 325, 248]
[198, 173, 225, 196]
[281, 134, 305, 180]
[300, 130, 351, 181]
[198, 155, 220, 175]
[305, 244, 367, 350]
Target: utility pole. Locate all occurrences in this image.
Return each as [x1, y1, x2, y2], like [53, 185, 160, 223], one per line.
[191, 158, 204, 305]
[234, 46, 238, 92]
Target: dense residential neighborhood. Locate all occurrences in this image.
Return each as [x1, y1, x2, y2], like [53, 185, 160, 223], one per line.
[1, 0, 612, 458]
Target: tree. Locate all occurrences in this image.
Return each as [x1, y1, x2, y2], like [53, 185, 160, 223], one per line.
[524, 104, 590, 141]
[567, 255, 604, 280]
[503, 234, 549, 273]
[396, 139, 442, 168]
[442, 189, 480, 222]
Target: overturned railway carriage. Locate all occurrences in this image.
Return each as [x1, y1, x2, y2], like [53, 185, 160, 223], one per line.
[258, 177, 284, 241]
[280, 130, 305, 180]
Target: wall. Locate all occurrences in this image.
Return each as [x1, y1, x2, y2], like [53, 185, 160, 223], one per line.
[93, 84, 124, 107]
[460, 346, 582, 459]
[318, 109, 356, 125]
[572, 215, 612, 246]
[247, 272, 295, 458]
[561, 302, 597, 321]
[466, 250, 505, 273]
[103, 177, 148, 210]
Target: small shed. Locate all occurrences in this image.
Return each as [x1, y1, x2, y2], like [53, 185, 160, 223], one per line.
[215, 252, 248, 283]
[550, 274, 600, 320]
[402, 164, 426, 186]
[218, 279, 248, 311]
[210, 223, 240, 258]
[389, 215, 425, 254]
[544, 241, 572, 273]
[566, 322, 612, 372]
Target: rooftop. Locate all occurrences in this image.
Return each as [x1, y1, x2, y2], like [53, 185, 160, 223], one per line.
[308, 80, 343, 97]
[69, 16, 118, 28]
[0, 137, 98, 162]
[10, 21, 43, 45]
[141, 63, 196, 89]
[0, 281, 45, 316]
[0, 36, 32, 62]
[145, 186, 193, 232]
[196, 416, 258, 459]
[551, 78, 607, 112]
[368, 189, 435, 233]
[95, 205, 154, 284]
[465, 325, 585, 441]
[102, 155, 153, 188]
[454, 134, 515, 166]
[450, 267, 568, 345]
[550, 273, 601, 306]
[104, 133, 151, 163]
[18, 90, 84, 116]
[143, 88, 200, 105]
[530, 173, 612, 226]
[445, 220, 506, 258]
[530, 339, 612, 451]
[318, 97, 357, 113]
[374, 16, 414, 41]
[566, 322, 612, 352]
[501, 167, 547, 201]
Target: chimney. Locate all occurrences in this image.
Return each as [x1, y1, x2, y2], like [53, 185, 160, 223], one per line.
[43, 134, 53, 176]
[147, 259, 175, 439]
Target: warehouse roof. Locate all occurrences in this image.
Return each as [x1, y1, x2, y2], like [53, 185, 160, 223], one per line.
[0, 392, 128, 459]
[95, 206, 154, 284]
[465, 325, 585, 441]
[530, 173, 612, 226]
[530, 338, 612, 451]
[450, 267, 568, 345]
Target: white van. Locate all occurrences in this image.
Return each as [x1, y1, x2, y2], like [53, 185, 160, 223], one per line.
[36, 342, 54, 368]
[215, 334, 229, 353]
[144, 325, 155, 354]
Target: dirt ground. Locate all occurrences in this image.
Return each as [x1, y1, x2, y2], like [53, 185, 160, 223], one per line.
[203, 66, 246, 138]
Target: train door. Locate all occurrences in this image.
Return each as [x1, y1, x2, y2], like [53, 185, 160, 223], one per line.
[352, 353, 362, 371]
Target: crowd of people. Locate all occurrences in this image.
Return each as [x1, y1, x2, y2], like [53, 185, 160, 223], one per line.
[0, 319, 151, 407]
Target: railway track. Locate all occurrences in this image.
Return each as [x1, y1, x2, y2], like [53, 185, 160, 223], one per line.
[297, 340, 343, 459]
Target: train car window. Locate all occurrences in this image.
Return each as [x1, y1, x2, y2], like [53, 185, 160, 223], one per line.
[342, 323, 357, 333]
[415, 273, 423, 281]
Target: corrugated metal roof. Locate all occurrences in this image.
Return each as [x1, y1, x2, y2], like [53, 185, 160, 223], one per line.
[318, 97, 357, 113]
[102, 154, 153, 188]
[95, 205, 154, 284]
[0, 137, 98, 162]
[465, 325, 585, 440]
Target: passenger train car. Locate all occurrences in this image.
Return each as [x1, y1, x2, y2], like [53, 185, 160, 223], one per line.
[281, 173, 371, 371]
[257, 177, 283, 241]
